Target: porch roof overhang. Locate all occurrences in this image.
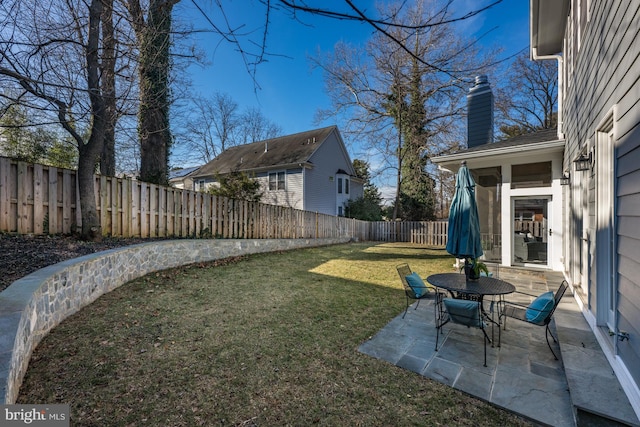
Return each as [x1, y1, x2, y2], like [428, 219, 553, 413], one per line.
[530, 0, 570, 56]
[432, 138, 565, 173]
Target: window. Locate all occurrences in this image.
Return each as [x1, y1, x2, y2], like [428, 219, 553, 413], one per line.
[269, 171, 285, 191]
[511, 162, 552, 189]
[337, 177, 343, 194]
[198, 180, 205, 191]
[345, 178, 349, 194]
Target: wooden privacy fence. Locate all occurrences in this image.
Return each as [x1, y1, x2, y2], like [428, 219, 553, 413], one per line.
[366, 220, 448, 246]
[0, 157, 448, 245]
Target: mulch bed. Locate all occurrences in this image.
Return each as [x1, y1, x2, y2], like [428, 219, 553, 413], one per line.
[0, 234, 165, 292]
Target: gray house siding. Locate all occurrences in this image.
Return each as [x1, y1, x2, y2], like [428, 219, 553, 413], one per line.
[561, 1, 640, 392]
[617, 142, 640, 383]
[304, 129, 360, 215]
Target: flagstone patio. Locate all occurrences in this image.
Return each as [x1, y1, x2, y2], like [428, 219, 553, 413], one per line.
[358, 268, 640, 427]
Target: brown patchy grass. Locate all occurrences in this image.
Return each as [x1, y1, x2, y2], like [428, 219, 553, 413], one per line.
[17, 242, 531, 426]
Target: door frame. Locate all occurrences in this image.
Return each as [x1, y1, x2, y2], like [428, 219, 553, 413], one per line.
[511, 196, 552, 268]
[595, 123, 617, 332]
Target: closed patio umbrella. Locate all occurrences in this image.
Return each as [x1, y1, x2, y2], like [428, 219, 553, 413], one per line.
[446, 161, 483, 265]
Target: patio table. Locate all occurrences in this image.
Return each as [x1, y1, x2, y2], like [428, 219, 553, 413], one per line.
[426, 273, 516, 300]
[427, 273, 516, 338]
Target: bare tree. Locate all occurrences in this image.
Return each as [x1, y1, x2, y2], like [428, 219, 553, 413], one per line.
[180, 93, 239, 163]
[173, 91, 282, 165]
[310, 0, 496, 219]
[494, 51, 558, 137]
[237, 106, 283, 145]
[0, 0, 123, 240]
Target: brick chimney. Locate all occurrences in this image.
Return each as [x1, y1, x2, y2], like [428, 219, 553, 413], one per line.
[467, 75, 494, 148]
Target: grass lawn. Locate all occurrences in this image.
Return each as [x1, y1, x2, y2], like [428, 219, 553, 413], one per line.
[18, 242, 531, 426]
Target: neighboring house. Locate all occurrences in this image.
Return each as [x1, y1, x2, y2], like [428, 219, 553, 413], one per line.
[190, 126, 364, 216]
[169, 166, 200, 189]
[434, 1, 640, 418]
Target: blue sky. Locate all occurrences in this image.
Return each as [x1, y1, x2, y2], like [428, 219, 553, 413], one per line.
[172, 0, 530, 196]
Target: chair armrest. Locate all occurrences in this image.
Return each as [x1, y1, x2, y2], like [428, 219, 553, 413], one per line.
[500, 300, 529, 310]
[500, 302, 528, 321]
[509, 290, 540, 298]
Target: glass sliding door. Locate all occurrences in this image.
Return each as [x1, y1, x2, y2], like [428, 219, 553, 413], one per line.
[513, 198, 550, 266]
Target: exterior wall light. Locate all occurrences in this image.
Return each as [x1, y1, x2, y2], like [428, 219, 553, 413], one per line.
[573, 151, 592, 171]
[560, 172, 570, 185]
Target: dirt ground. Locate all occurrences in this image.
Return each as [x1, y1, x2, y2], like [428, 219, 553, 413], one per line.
[0, 234, 164, 292]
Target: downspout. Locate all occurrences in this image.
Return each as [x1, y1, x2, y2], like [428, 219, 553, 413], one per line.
[532, 47, 564, 139]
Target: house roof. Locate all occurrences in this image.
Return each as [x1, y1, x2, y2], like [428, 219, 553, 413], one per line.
[169, 166, 200, 180]
[432, 128, 565, 171]
[458, 127, 560, 154]
[192, 126, 340, 178]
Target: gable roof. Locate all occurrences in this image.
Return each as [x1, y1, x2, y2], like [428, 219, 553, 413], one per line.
[192, 126, 339, 178]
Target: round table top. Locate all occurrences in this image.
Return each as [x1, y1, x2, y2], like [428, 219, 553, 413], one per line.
[426, 273, 516, 296]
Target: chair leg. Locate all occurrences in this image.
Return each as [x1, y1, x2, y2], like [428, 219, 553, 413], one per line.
[434, 293, 445, 351]
[545, 325, 559, 360]
[484, 333, 487, 367]
[479, 328, 490, 367]
[402, 296, 422, 319]
[403, 296, 409, 319]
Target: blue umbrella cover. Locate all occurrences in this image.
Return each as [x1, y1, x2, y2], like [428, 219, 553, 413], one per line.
[446, 162, 484, 261]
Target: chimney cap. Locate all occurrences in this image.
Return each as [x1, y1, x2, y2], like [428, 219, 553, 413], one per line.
[475, 75, 488, 85]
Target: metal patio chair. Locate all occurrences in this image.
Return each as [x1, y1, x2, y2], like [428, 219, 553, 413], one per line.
[396, 263, 434, 318]
[435, 291, 492, 367]
[499, 280, 569, 360]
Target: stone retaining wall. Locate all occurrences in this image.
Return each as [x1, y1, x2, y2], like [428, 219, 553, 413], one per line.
[0, 238, 349, 404]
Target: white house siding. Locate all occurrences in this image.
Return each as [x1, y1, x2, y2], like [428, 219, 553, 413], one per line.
[561, 1, 640, 399]
[255, 169, 304, 210]
[304, 130, 356, 215]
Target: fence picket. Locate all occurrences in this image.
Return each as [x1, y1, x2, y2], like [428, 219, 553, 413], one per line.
[62, 170, 73, 234]
[33, 164, 43, 234]
[47, 167, 58, 234]
[131, 180, 139, 237]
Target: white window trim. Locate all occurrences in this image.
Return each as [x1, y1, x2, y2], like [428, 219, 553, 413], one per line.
[268, 171, 286, 191]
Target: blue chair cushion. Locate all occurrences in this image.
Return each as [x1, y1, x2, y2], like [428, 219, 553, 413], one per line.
[525, 291, 555, 324]
[405, 272, 428, 298]
[443, 298, 483, 328]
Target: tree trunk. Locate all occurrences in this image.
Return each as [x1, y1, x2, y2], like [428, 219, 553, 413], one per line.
[136, 0, 178, 185]
[78, 143, 102, 240]
[78, 0, 108, 241]
[100, 0, 117, 176]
